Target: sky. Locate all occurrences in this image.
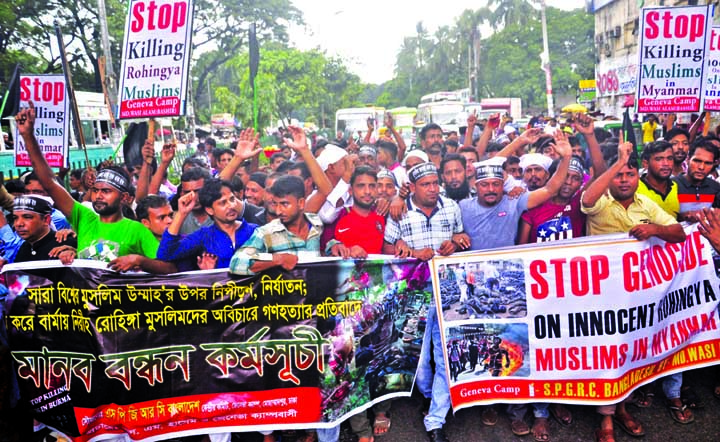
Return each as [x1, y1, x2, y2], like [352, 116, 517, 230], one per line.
[289, 0, 588, 84]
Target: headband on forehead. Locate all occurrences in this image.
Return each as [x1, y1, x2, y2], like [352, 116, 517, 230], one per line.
[474, 161, 504, 181]
[358, 146, 377, 157]
[568, 156, 586, 175]
[377, 170, 398, 187]
[14, 195, 53, 215]
[95, 169, 130, 193]
[408, 162, 438, 183]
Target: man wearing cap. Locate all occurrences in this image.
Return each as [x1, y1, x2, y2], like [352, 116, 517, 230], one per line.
[16, 103, 165, 273]
[461, 133, 573, 251]
[376, 170, 398, 200]
[382, 162, 468, 442]
[518, 155, 591, 244]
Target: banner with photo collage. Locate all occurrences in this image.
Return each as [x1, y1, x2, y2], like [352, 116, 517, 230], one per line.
[431, 226, 720, 411]
[1, 257, 431, 440]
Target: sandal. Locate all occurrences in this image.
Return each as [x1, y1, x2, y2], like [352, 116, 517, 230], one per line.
[549, 403, 572, 427]
[625, 389, 653, 408]
[613, 411, 645, 437]
[373, 412, 391, 437]
[531, 417, 550, 442]
[667, 400, 694, 424]
[681, 386, 704, 409]
[481, 406, 498, 426]
[511, 419, 530, 436]
[594, 428, 615, 442]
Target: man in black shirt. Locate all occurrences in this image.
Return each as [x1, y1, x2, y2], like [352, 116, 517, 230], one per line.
[12, 196, 76, 263]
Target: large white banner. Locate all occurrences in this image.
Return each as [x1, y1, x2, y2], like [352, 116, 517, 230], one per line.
[15, 74, 70, 168]
[118, 0, 194, 119]
[432, 227, 720, 410]
[636, 5, 713, 113]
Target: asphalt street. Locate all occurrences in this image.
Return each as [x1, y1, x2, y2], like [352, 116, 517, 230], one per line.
[2, 367, 718, 442]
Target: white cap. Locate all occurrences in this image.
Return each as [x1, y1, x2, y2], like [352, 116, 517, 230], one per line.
[402, 150, 429, 166]
[503, 125, 517, 135]
[519, 153, 553, 172]
[317, 144, 348, 171]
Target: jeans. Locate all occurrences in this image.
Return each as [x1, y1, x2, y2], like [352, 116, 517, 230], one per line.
[317, 426, 340, 442]
[662, 372, 683, 399]
[415, 303, 450, 431]
[507, 403, 549, 421]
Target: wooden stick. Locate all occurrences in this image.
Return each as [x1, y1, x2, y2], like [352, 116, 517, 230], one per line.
[146, 119, 156, 164]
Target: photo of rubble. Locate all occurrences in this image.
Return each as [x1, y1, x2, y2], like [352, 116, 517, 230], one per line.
[437, 258, 527, 321]
[444, 323, 530, 383]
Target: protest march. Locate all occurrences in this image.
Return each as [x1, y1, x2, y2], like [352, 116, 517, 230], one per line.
[3, 1, 720, 442]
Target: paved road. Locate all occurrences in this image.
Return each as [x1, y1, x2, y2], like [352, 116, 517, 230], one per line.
[2, 367, 719, 441]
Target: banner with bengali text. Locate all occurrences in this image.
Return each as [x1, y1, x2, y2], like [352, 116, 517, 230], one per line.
[1, 257, 431, 440]
[431, 227, 720, 411]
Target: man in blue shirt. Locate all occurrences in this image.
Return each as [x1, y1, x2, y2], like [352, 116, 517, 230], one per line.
[158, 178, 257, 270]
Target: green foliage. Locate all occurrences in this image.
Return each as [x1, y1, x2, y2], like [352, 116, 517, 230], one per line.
[380, 2, 594, 113]
[202, 46, 364, 129]
[478, 7, 594, 110]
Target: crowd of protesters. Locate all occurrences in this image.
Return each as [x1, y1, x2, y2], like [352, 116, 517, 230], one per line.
[3, 101, 720, 442]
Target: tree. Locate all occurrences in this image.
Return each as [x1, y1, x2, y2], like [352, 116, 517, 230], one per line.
[477, 7, 594, 110]
[204, 46, 364, 129]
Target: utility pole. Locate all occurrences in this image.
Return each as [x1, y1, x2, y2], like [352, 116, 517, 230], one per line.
[540, 0, 555, 117]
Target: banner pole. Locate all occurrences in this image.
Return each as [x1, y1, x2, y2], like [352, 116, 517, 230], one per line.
[53, 21, 90, 169]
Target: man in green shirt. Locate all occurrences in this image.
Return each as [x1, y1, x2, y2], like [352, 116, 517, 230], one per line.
[16, 102, 171, 273]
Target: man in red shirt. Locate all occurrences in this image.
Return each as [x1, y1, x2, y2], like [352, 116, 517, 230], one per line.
[325, 166, 391, 440]
[327, 166, 385, 258]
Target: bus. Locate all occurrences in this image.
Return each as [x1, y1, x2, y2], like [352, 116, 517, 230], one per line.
[388, 107, 417, 147]
[416, 100, 465, 135]
[335, 107, 385, 140]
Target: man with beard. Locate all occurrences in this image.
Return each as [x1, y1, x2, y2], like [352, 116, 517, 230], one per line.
[461, 133, 572, 251]
[667, 127, 691, 177]
[158, 179, 258, 270]
[519, 153, 553, 191]
[16, 103, 164, 273]
[637, 141, 680, 219]
[440, 154, 472, 202]
[582, 141, 686, 442]
[674, 139, 720, 222]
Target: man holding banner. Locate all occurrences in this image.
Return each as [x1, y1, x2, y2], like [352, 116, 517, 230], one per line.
[582, 138, 686, 440]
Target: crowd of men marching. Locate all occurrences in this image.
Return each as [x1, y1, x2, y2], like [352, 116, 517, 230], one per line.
[3, 101, 720, 442]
